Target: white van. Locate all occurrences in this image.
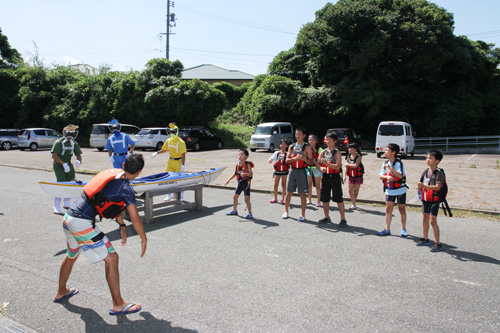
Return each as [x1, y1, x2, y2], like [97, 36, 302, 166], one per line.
[89, 123, 140, 151]
[249, 122, 294, 152]
[375, 121, 415, 158]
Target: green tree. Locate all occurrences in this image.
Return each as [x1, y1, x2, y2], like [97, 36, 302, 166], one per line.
[0, 28, 23, 69]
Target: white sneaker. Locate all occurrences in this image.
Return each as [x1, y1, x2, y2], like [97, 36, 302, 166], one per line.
[282, 212, 289, 219]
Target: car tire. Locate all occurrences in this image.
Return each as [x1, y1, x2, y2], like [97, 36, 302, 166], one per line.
[29, 142, 38, 151]
[20, 148, 25, 151]
[268, 144, 275, 152]
[250, 148, 256, 152]
[377, 153, 382, 158]
[156, 142, 163, 151]
[217, 141, 223, 149]
[97, 147, 104, 152]
[411, 150, 414, 157]
[194, 143, 200, 151]
[1, 141, 12, 150]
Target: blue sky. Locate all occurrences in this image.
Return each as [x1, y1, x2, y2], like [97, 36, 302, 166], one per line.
[1, 0, 499, 76]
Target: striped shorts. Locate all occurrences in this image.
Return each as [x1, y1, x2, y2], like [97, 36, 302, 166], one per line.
[63, 213, 115, 264]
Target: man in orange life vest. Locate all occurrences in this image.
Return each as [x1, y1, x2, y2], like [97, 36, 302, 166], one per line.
[282, 127, 313, 222]
[53, 154, 147, 316]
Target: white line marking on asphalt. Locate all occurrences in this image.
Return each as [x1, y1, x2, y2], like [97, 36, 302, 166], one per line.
[453, 279, 481, 287]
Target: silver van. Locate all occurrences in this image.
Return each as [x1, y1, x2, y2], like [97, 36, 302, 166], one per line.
[375, 121, 415, 158]
[89, 123, 140, 151]
[249, 122, 294, 152]
[18, 128, 62, 151]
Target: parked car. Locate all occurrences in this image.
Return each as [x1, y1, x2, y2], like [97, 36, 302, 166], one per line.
[0, 129, 21, 150]
[375, 121, 415, 158]
[89, 123, 140, 151]
[17, 128, 62, 151]
[249, 122, 294, 152]
[135, 127, 170, 151]
[327, 128, 362, 153]
[178, 127, 223, 151]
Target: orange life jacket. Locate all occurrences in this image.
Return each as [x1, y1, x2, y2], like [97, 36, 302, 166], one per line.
[82, 169, 128, 219]
[235, 161, 254, 182]
[321, 148, 341, 174]
[382, 159, 407, 190]
[346, 154, 364, 178]
[273, 153, 289, 172]
[290, 143, 309, 169]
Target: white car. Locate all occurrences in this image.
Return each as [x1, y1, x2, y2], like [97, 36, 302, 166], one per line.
[135, 127, 170, 151]
[89, 123, 140, 151]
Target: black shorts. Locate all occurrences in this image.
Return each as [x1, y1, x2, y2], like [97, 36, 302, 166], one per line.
[422, 201, 440, 216]
[321, 174, 343, 203]
[235, 180, 251, 196]
[385, 193, 407, 204]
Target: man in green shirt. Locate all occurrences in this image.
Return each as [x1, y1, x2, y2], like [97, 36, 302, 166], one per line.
[51, 124, 83, 215]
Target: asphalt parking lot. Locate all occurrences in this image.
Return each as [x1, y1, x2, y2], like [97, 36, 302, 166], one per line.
[1, 161, 500, 332]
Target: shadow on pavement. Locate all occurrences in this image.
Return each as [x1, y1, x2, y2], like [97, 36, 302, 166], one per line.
[61, 302, 197, 332]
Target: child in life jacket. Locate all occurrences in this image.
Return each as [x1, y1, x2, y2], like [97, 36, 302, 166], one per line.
[268, 139, 289, 204]
[283, 127, 313, 222]
[416, 149, 445, 252]
[377, 143, 408, 237]
[317, 130, 347, 226]
[344, 142, 364, 210]
[306, 134, 323, 207]
[224, 149, 254, 219]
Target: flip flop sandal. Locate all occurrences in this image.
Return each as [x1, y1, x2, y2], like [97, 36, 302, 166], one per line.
[109, 303, 142, 315]
[53, 288, 79, 303]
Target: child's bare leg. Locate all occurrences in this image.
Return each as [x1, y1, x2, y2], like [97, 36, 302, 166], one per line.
[300, 193, 307, 216]
[307, 176, 313, 203]
[385, 201, 395, 231]
[430, 215, 440, 243]
[245, 195, 252, 215]
[353, 184, 360, 206]
[314, 177, 321, 202]
[281, 176, 287, 201]
[284, 192, 292, 213]
[233, 194, 239, 212]
[398, 204, 407, 230]
[337, 201, 346, 220]
[348, 184, 355, 205]
[322, 201, 330, 219]
[273, 176, 280, 201]
[422, 213, 430, 239]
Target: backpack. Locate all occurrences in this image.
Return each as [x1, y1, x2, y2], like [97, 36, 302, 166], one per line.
[82, 169, 129, 219]
[420, 168, 452, 217]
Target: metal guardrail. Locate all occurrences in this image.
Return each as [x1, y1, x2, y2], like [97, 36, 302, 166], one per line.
[414, 135, 500, 152]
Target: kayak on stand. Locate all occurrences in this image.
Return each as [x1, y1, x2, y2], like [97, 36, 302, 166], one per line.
[39, 167, 226, 198]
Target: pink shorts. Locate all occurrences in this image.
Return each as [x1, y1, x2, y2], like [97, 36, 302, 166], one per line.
[347, 177, 363, 185]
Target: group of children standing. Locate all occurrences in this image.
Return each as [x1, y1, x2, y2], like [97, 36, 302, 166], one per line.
[224, 128, 446, 252]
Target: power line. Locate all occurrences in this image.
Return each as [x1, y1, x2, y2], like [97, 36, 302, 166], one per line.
[175, 3, 298, 35]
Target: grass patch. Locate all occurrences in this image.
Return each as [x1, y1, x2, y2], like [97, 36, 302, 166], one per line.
[210, 122, 254, 149]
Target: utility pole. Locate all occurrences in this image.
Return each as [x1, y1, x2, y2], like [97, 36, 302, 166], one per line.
[160, 0, 176, 60]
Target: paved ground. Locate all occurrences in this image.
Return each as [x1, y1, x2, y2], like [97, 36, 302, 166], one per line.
[1, 166, 500, 332]
[1, 147, 499, 212]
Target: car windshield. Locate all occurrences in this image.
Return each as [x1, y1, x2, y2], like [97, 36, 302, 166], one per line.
[254, 126, 272, 135]
[379, 125, 404, 136]
[92, 126, 108, 134]
[138, 129, 153, 135]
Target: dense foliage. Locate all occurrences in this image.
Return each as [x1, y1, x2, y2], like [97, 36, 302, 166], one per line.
[266, 0, 500, 137]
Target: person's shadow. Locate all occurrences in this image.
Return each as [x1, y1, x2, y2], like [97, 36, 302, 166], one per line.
[62, 302, 198, 332]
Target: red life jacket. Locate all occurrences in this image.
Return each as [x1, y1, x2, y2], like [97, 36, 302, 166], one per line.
[420, 168, 448, 202]
[321, 148, 341, 174]
[290, 143, 309, 169]
[235, 161, 254, 182]
[346, 154, 364, 178]
[82, 169, 128, 219]
[382, 159, 406, 190]
[273, 153, 289, 172]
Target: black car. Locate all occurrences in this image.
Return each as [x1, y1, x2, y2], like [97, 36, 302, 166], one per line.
[178, 127, 223, 151]
[326, 128, 362, 152]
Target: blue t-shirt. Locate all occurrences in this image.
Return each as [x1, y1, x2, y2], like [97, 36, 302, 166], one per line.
[70, 179, 136, 219]
[380, 159, 407, 196]
[105, 132, 135, 154]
